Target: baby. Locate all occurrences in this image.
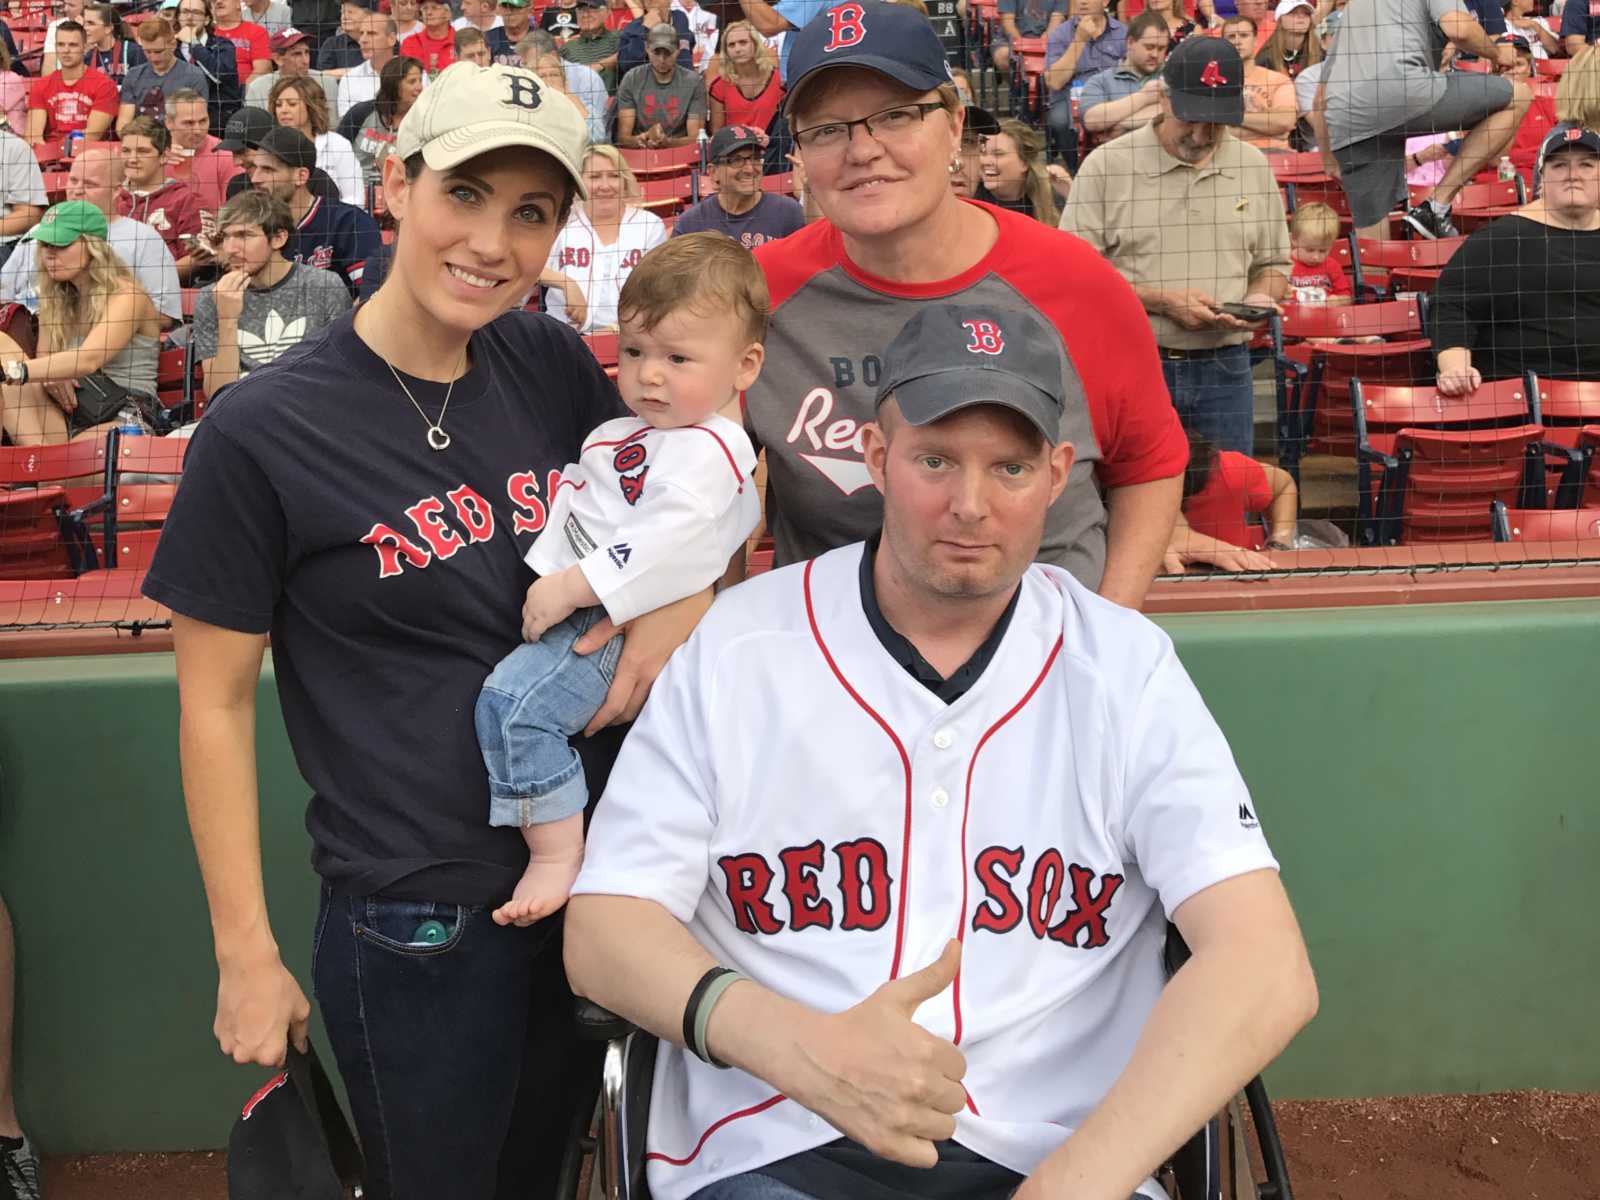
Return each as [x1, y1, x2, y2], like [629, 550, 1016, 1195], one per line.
[1286, 202, 1352, 306]
[476, 232, 766, 926]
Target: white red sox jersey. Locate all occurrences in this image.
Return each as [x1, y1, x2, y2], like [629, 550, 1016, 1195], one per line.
[544, 207, 668, 334]
[526, 414, 759, 625]
[573, 544, 1279, 1200]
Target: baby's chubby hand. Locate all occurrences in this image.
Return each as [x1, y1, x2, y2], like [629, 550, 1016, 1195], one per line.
[522, 569, 584, 643]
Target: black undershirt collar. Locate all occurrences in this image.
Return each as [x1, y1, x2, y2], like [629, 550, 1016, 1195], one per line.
[858, 536, 1020, 705]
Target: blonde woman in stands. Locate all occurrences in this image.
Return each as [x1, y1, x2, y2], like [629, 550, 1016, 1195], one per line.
[747, 2, 1187, 609]
[270, 73, 364, 205]
[0, 201, 160, 445]
[1556, 45, 1600, 131]
[708, 20, 783, 134]
[542, 143, 666, 332]
[977, 117, 1060, 223]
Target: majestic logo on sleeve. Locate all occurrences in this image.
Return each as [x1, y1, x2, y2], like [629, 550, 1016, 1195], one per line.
[717, 840, 1122, 948]
[823, 2, 867, 52]
[962, 320, 1005, 356]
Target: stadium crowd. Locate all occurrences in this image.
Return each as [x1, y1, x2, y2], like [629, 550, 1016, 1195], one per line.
[0, 0, 1596, 1189]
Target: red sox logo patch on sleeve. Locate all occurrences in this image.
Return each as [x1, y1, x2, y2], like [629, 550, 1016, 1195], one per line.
[962, 320, 1005, 356]
[612, 434, 650, 506]
[824, 2, 867, 52]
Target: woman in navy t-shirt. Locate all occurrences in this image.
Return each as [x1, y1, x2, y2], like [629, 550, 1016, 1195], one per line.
[144, 61, 712, 1199]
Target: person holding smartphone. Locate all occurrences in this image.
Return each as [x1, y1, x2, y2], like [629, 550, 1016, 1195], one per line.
[1062, 37, 1288, 455]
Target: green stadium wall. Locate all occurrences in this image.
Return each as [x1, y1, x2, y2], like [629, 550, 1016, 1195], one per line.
[2, 597, 1597, 1153]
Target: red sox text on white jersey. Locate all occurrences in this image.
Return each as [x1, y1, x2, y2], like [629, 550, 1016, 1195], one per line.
[572, 546, 1278, 1200]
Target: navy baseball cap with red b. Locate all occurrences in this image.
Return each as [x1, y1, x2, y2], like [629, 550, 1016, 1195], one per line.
[227, 1042, 363, 1199]
[875, 305, 1065, 444]
[783, 1, 953, 115]
[1162, 36, 1244, 126]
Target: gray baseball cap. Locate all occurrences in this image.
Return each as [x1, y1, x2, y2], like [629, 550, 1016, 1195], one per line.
[875, 305, 1064, 443]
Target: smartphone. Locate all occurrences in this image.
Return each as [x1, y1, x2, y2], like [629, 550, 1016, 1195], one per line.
[1219, 302, 1275, 322]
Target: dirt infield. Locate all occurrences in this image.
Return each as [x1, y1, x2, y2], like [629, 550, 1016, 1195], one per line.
[40, 1091, 1600, 1200]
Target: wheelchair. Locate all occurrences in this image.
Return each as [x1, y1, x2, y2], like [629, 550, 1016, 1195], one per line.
[560, 926, 1295, 1200]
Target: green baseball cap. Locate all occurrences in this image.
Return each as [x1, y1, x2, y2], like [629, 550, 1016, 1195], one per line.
[26, 201, 109, 246]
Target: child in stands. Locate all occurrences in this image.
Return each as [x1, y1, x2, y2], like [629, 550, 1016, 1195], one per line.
[475, 232, 765, 926]
[1166, 428, 1299, 572]
[1286, 201, 1352, 305]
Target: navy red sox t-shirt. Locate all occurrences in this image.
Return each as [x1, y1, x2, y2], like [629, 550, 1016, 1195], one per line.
[143, 309, 626, 904]
[670, 193, 806, 250]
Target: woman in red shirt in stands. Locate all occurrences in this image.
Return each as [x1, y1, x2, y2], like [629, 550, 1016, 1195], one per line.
[1165, 429, 1297, 572]
[708, 20, 783, 135]
[744, 1, 1188, 609]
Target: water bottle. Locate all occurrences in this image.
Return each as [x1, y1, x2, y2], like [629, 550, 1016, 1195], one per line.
[65, 130, 84, 158]
[1497, 156, 1516, 183]
[697, 123, 710, 169]
[115, 404, 145, 438]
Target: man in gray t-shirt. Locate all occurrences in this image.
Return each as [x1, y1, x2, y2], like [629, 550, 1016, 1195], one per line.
[615, 24, 707, 146]
[192, 190, 351, 395]
[1312, 0, 1529, 238]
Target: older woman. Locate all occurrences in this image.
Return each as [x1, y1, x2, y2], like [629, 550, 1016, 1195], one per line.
[532, 49, 606, 145]
[542, 144, 667, 333]
[271, 74, 364, 205]
[0, 201, 162, 444]
[1433, 121, 1600, 395]
[744, 1, 1186, 608]
[141, 60, 708, 1200]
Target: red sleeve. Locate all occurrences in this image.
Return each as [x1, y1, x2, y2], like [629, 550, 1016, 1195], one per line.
[707, 76, 725, 103]
[753, 219, 839, 309]
[28, 75, 52, 109]
[991, 206, 1187, 488]
[245, 24, 270, 65]
[1221, 451, 1272, 512]
[1327, 256, 1351, 297]
[87, 69, 118, 115]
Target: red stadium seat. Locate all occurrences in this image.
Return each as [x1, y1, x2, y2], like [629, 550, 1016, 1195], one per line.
[1536, 57, 1567, 78]
[1277, 298, 1434, 458]
[761, 171, 795, 196]
[104, 435, 188, 569]
[583, 331, 620, 370]
[42, 170, 68, 203]
[0, 434, 117, 574]
[1269, 151, 1332, 184]
[1527, 375, 1600, 447]
[1490, 502, 1600, 542]
[0, 487, 73, 579]
[620, 145, 702, 178]
[1350, 235, 1465, 298]
[637, 172, 697, 215]
[1350, 377, 1546, 544]
[1409, 177, 1526, 232]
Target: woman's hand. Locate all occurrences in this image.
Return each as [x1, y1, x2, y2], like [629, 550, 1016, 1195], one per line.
[215, 940, 311, 1068]
[45, 380, 77, 413]
[562, 280, 589, 329]
[574, 587, 714, 734]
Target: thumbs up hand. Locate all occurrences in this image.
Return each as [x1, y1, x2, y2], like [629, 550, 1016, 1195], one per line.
[783, 940, 969, 1168]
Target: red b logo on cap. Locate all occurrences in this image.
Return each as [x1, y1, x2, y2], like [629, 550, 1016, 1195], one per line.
[1568, 126, 1584, 141]
[825, 2, 867, 52]
[1199, 59, 1226, 87]
[963, 320, 1005, 355]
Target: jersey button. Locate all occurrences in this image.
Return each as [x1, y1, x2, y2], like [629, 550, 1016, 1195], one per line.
[933, 728, 953, 749]
[931, 786, 950, 809]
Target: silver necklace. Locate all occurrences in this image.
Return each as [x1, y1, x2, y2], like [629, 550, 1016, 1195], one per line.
[385, 352, 465, 451]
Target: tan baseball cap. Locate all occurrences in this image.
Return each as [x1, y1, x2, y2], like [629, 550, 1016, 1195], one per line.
[392, 61, 590, 198]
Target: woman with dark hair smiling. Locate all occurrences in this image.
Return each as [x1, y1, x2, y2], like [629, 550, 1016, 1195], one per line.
[744, 0, 1187, 610]
[142, 61, 712, 1199]
[352, 53, 423, 183]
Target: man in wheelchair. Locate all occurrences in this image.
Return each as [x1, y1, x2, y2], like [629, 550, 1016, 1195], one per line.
[565, 305, 1319, 1200]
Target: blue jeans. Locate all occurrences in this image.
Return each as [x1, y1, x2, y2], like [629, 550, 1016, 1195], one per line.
[1161, 341, 1256, 456]
[475, 607, 622, 828]
[311, 887, 602, 1200]
[1045, 95, 1081, 170]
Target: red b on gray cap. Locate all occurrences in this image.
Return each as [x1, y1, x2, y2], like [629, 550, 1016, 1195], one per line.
[875, 305, 1065, 443]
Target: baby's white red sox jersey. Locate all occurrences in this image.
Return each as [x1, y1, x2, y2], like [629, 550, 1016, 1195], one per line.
[527, 413, 759, 624]
[543, 207, 668, 334]
[572, 545, 1279, 1200]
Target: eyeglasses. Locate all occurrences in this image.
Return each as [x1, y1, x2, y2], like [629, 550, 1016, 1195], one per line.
[793, 102, 944, 153]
